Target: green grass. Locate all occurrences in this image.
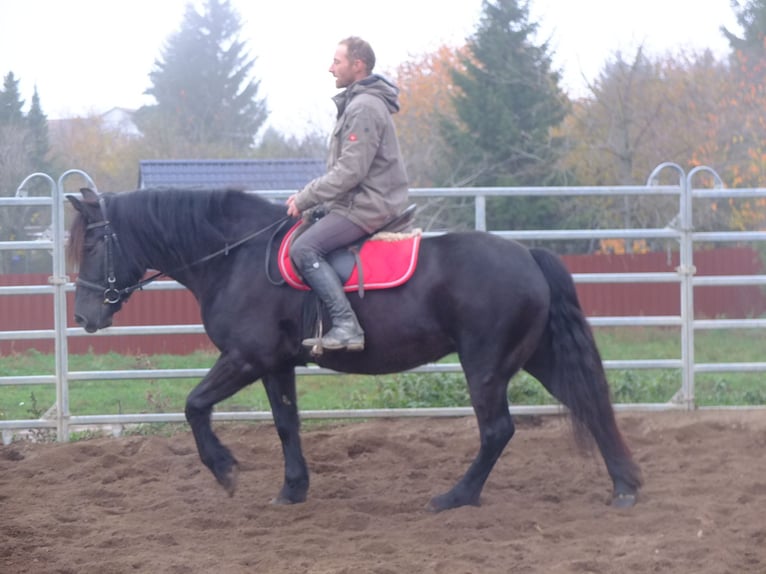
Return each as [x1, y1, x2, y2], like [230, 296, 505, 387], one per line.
[1, 327, 765, 422]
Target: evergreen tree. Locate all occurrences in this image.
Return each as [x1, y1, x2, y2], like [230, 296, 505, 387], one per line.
[0, 72, 52, 272]
[137, 0, 267, 155]
[0, 72, 25, 125]
[0, 71, 31, 192]
[26, 87, 50, 171]
[723, 0, 766, 54]
[442, 0, 569, 231]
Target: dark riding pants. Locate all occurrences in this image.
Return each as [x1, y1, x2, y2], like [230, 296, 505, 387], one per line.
[290, 212, 367, 269]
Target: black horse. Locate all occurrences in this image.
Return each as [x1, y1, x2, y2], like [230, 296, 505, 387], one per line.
[67, 187, 641, 511]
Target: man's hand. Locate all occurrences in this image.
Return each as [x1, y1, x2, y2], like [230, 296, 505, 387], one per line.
[286, 194, 301, 218]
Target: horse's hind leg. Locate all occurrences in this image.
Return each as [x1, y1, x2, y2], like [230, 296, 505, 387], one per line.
[262, 369, 309, 504]
[185, 350, 259, 495]
[428, 362, 515, 512]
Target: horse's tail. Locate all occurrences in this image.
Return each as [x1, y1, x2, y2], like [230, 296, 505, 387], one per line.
[528, 247, 642, 490]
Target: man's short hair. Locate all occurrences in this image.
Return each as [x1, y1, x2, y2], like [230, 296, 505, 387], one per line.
[340, 36, 376, 75]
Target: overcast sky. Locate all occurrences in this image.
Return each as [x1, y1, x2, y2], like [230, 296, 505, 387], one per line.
[0, 0, 740, 136]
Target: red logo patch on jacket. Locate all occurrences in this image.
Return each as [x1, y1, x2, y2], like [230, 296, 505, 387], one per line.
[348, 133, 357, 142]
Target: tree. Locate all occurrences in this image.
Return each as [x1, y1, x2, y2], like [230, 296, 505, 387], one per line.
[136, 0, 267, 156]
[254, 126, 327, 159]
[50, 114, 144, 192]
[0, 72, 24, 126]
[559, 48, 733, 250]
[707, 0, 766, 230]
[445, 0, 568, 186]
[441, 0, 570, 232]
[723, 0, 766, 55]
[394, 45, 465, 188]
[0, 73, 53, 272]
[26, 88, 50, 173]
[391, 45, 483, 231]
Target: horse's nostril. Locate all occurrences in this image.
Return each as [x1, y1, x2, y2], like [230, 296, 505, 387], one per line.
[74, 314, 86, 326]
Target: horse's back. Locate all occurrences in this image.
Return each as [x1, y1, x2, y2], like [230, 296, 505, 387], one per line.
[417, 231, 550, 297]
[397, 231, 550, 335]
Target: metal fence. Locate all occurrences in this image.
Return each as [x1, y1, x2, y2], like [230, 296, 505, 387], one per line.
[1, 163, 765, 442]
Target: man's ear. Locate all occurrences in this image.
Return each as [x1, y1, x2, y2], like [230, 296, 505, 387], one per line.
[353, 59, 367, 77]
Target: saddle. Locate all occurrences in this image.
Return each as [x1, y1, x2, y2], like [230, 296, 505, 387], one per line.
[278, 205, 421, 297]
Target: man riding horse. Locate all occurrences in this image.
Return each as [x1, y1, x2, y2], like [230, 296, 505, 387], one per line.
[286, 36, 409, 352]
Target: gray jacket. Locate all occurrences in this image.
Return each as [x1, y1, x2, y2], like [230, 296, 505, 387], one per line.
[293, 75, 409, 234]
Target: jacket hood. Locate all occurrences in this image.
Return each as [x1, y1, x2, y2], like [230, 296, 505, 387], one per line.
[333, 74, 401, 116]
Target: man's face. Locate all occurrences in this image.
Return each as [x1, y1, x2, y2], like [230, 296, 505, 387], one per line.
[329, 44, 359, 89]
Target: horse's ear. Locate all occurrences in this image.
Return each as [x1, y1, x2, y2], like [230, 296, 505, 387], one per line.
[79, 188, 100, 204]
[67, 188, 99, 215]
[66, 194, 83, 213]
[66, 194, 86, 215]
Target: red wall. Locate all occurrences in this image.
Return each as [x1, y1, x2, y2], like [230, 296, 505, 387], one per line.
[1, 247, 764, 355]
[561, 247, 766, 318]
[0, 278, 211, 355]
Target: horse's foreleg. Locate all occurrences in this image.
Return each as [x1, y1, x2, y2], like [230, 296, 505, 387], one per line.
[185, 351, 258, 496]
[263, 369, 309, 505]
[429, 373, 514, 512]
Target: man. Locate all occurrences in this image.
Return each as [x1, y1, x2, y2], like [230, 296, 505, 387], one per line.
[286, 37, 409, 352]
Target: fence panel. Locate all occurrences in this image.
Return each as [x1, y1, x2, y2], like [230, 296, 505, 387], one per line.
[1, 164, 765, 441]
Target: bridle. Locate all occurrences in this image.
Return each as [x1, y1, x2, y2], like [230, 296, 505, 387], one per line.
[75, 194, 125, 304]
[75, 192, 291, 305]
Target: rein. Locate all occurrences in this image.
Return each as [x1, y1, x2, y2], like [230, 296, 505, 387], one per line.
[77, 192, 292, 304]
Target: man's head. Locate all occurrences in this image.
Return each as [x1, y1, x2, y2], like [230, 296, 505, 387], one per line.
[329, 36, 375, 89]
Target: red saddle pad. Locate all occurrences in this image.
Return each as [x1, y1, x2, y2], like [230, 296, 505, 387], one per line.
[278, 222, 422, 292]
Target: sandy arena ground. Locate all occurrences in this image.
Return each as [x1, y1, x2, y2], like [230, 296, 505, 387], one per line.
[2, 410, 765, 573]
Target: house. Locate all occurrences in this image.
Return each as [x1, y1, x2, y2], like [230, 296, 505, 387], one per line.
[101, 107, 141, 137]
[48, 107, 141, 143]
[137, 158, 325, 191]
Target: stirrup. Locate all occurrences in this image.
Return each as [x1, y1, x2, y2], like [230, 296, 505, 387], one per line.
[302, 326, 364, 353]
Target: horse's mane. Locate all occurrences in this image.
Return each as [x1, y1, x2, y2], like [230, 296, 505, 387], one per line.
[67, 210, 87, 269]
[68, 188, 285, 270]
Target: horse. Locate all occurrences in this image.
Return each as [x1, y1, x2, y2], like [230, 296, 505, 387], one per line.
[66, 187, 642, 512]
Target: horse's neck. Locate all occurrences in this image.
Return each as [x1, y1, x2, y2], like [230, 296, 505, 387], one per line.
[115, 191, 274, 293]
[117, 210, 202, 290]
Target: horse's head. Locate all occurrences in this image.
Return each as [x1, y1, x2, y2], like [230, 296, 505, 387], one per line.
[67, 188, 143, 333]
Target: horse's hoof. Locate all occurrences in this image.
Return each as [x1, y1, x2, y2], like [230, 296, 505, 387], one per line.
[427, 492, 480, 512]
[611, 491, 637, 509]
[218, 463, 239, 497]
[425, 500, 444, 513]
[270, 495, 297, 506]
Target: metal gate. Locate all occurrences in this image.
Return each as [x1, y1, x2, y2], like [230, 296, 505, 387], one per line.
[1, 163, 765, 442]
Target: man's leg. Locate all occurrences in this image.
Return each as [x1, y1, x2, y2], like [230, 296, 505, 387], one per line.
[290, 213, 367, 351]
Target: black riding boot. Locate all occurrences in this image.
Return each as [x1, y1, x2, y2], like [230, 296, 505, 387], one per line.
[298, 259, 364, 351]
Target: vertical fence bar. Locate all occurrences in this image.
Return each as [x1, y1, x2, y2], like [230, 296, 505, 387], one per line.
[679, 171, 695, 409]
[55, 171, 98, 441]
[475, 194, 487, 231]
[52, 176, 70, 440]
[682, 166, 725, 410]
[647, 163, 692, 408]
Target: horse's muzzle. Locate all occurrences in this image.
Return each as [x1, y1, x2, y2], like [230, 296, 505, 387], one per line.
[74, 313, 111, 333]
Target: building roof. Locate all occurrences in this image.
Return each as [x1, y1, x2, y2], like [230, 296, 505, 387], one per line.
[138, 158, 325, 191]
